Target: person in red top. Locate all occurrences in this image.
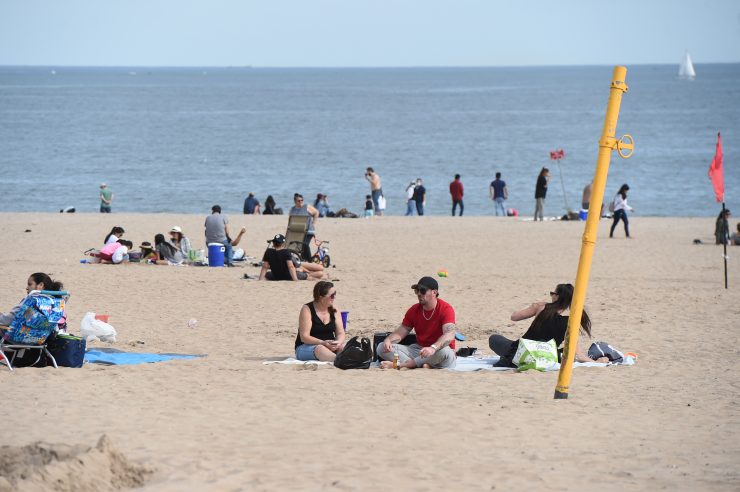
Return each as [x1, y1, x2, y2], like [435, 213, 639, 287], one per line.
[377, 276, 457, 369]
[449, 174, 464, 216]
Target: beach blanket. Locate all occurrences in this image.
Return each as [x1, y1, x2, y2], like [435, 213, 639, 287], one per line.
[263, 357, 332, 367]
[84, 348, 204, 366]
[450, 355, 636, 372]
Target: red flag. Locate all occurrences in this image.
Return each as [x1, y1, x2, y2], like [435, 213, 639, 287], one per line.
[708, 132, 724, 202]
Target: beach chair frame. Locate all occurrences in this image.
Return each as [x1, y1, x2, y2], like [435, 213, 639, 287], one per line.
[285, 214, 311, 259]
[0, 290, 68, 371]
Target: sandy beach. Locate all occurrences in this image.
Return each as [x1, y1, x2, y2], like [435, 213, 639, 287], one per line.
[1, 212, 738, 491]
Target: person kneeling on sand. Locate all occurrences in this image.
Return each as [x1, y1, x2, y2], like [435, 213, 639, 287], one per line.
[377, 276, 457, 369]
[98, 239, 132, 264]
[294, 281, 345, 361]
[259, 234, 325, 281]
[488, 283, 608, 367]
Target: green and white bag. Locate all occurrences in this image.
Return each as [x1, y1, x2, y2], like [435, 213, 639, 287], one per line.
[513, 338, 558, 372]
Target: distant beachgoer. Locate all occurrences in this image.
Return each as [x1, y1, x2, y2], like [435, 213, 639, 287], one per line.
[154, 234, 184, 265]
[449, 174, 464, 216]
[104, 226, 125, 245]
[489, 172, 508, 216]
[412, 178, 426, 216]
[715, 209, 732, 245]
[243, 193, 261, 215]
[314, 194, 332, 217]
[205, 205, 233, 266]
[377, 276, 457, 369]
[169, 226, 192, 259]
[263, 195, 282, 215]
[534, 167, 550, 221]
[405, 181, 416, 216]
[365, 167, 383, 216]
[99, 184, 113, 213]
[98, 240, 132, 264]
[0, 273, 66, 331]
[289, 194, 320, 260]
[364, 195, 374, 218]
[230, 227, 247, 247]
[610, 184, 634, 238]
[582, 181, 593, 210]
[295, 281, 345, 362]
[139, 242, 157, 261]
[731, 222, 740, 246]
[488, 283, 608, 367]
[259, 234, 308, 281]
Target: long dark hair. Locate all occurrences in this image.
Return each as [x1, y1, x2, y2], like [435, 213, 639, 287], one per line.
[312, 281, 336, 316]
[30, 272, 64, 292]
[154, 234, 176, 256]
[538, 167, 549, 178]
[528, 283, 591, 337]
[104, 226, 125, 244]
[617, 184, 630, 200]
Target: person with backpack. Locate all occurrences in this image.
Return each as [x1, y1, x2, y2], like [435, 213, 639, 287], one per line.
[294, 281, 345, 361]
[610, 184, 634, 238]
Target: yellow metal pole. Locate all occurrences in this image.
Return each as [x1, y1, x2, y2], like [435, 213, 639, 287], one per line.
[554, 66, 632, 399]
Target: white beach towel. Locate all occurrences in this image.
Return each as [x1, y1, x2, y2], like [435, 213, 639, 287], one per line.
[450, 355, 636, 372]
[263, 357, 333, 367]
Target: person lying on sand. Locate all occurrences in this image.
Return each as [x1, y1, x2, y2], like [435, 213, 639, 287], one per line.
[294, 281, 345, 362]
[488, 283, 608, 367]
[377, 276, 457, 369]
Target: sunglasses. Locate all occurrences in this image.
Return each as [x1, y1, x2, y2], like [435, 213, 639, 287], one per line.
[550, 291, 558, 296]
[326, 292, 336, 299]
[413, 287, 429, 295]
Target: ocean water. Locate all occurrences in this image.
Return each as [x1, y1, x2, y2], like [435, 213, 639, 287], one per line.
[0, 64, 738, 216]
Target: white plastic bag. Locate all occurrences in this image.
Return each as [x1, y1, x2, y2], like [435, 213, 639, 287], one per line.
[80, 312, 117, 343]
[378, 195, 386, 211]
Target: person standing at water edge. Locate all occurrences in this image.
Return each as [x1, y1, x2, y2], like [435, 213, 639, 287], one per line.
[205, 205, 233, 266]
[489, 172, 508, 216]
[290, 193, 319, 260]
[610, 184, 634, 238]
[413, 178, 426, 216]
[449, 174, 464, 216]
[582, 182, 593, 210]
[99, 183, 113, 213]
[405, 181, 416, 216]
[534, 168, 550, 221]
[365, 167, 383, 216]
[377, 276, 457, 369]
[243, 193, 260, 215]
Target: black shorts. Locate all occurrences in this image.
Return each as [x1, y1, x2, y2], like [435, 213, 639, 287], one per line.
[265, 271, 308, 281]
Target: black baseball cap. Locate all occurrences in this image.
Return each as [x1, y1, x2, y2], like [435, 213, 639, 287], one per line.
[267, 234, 286, 244]
[411, 276, 439, 291]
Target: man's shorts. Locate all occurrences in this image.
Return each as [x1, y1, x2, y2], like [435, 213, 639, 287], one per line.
[265, 271, 308, 281]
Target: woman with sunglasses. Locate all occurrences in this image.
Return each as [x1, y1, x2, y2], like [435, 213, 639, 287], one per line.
[295, 281, 345, 362]
[488, 283, 608, 366]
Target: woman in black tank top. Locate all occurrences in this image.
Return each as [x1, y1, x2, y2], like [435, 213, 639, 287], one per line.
[488, 283, 609, 366]
[295, 281, 346, 361]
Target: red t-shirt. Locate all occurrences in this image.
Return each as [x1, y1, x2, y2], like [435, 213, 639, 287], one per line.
[449, 180, 464, 201]
[402, 298, 456, 349]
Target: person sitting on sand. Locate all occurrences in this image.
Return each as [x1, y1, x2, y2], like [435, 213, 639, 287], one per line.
[488, 283, 608, 367]
[154, 234, 184, 265]
[0, 273, 66, 330]
[377, 276, 457, 369]
[139, 242, 157, 260]
[98, 239, 132, 264]
[169, 226, 191, 259]
[294, 281, 345, 361]
[263, 195, 282, 215]
[104, 226, 125, 245]
[259, 234, 325, 281]
[732, 223, 740, 245]
[715, 209, 731, 245]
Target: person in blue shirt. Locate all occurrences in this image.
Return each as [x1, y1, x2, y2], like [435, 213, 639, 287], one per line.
[243, 193, 261, 215]
[489, 172, 508, 216]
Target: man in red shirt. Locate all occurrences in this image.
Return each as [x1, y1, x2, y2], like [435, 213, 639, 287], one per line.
[449, 174, 464, 216]
[378, 276, 457, 369]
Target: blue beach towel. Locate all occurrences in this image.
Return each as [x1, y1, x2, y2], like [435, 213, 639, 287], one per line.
[84, 348, 204, 366]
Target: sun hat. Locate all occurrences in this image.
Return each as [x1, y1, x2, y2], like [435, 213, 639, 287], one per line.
[140, 241, 154, 250]
[267, 234, 286, 244]
[170, 226, 183, 233]
[411, 276, 439, 291]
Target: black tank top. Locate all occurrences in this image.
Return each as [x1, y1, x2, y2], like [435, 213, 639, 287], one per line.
[294, 302, 337, 349]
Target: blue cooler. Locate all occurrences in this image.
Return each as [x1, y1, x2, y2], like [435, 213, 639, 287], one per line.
[578, 209, 588, 221]
[207, 243, 225, 267]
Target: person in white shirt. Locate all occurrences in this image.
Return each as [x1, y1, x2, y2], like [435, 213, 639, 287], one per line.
[610, 184, 634, 238]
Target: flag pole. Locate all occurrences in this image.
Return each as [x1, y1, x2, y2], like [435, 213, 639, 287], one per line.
[722, 202, 728, 289]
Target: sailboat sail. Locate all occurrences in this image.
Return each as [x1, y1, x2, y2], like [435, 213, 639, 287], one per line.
[679, 52, 696, 79]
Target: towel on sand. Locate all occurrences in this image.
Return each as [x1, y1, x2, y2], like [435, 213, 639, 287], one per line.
[451, 355, 636, 372]
[263, 358, 332, 366]
[85, 348, 204, 365]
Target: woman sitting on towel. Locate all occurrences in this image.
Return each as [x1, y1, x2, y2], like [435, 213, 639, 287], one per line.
[295, 281, 345, 362]
[488, 283, 608, 366]
[0, 273, 65, 330]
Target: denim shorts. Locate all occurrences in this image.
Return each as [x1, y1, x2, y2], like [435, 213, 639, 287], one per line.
[295, 344, 318, 361]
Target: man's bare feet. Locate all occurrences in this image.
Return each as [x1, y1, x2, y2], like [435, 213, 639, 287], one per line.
[422, 363, 432, 369]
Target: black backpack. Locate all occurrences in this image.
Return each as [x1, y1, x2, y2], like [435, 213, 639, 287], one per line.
[334, 336, 373, 370]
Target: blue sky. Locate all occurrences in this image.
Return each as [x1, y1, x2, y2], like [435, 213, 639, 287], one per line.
[1, 0, 738, 67]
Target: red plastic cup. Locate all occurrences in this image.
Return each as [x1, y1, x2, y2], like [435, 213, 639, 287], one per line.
[95, 314, 110, 323]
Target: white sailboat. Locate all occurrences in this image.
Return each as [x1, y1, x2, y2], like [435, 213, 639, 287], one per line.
[678, 51, 696, 80]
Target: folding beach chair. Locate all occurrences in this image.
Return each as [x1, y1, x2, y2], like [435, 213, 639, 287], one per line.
[0, 290, 68, 371]
[285, 214, 311, 260]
